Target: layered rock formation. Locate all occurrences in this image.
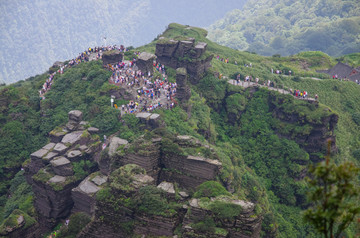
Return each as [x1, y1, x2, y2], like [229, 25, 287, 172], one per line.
[76, 132, 263, 238]
[182, 197, 262, 238]
[0, 210, 38, 238]
[24, 110, 101, 231]
[155, 37, 213, 84]
[23, 109, 263, 237]
[136, 112, 162, 130]
[223, 87, 339, 163]
[176, 67, 191, 102]
[268, 93, 339, 161]
[136, 52, 155, 75]
[72, 173, 108, 215]
[102, 50, 123, 65]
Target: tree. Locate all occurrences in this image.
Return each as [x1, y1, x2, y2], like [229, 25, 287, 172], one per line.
[304, 158, 360, 238]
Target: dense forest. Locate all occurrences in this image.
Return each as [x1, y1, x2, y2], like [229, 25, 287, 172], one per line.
[0, 23, 359, 237]
[207, 0, 360, 57]
[0, 0, 245, 84]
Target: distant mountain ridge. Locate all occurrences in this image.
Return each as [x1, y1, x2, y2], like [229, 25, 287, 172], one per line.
[0, 0, 245, 84]
[207, 0, 360, 57]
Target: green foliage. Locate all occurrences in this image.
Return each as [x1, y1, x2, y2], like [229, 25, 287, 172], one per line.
[57, 212, 91, 238]
[73, 160, 95, 180]
[109, 164, 146, 192]
[208, 0, 360, 56]
[304, 160, 360, 238]
[133, 185, 179, 217]
[209, 200, 242, 219]
[197, 73, 227, 109]
[0, 20, 359, 238]
[96, 187, 112, 201]
[225, 93, 247, 120]
[193, 181, 231, 198]
[0, 209, 36, 235]
[192, 217, 216, 233]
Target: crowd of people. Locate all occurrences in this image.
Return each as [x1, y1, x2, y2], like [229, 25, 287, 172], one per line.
[234, 73, 316, 100]
[39, 45, 130, 99]
[107, 57, 177, 114]
[292, 89, 308, 99]
[38, 40, 178, 115]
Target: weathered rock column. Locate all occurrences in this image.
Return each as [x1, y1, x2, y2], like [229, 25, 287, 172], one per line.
[102, 50, 123, 65]
[137, 52, 156, 75]
[176, 68, 191, 102]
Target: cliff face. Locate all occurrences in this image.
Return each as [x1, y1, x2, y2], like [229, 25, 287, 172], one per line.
[223, 87, 339, 163]
[77, 133, 262, 238]
[102, 50, 123, 65]
[22, 109, 263, 238]
[23, 110, 102, 235]
[155, 37, 213, 84]
[268, 93, 338, 161]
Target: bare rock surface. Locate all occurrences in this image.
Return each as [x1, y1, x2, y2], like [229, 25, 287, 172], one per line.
[88, 127, 100, 134]
[189, 198, 200, 208]
[157, 181, 175, 194]
[31, 149, 48, 159]
[49, 175, 66, 183]
[137, 52, 156, 75]
[51, 157, 71, 167]
[51, 157, 73, 176]
[50, 131, 67, 143]
[179, 191, 189, 198]
[68, 110, 83, 122]
[136, 112, 152, 120]
[92, 175, 107, 186]
[102, 50, 123, 65]
[53, 143, 68, 154]
[42, 143, 56, 150]
[67, 150, 82, 161]
[79, 145, 88, 151]
[155, 37, 213, 84]
[79, 180, 100, 194]
[43, 152, 58, 161]
[108, 137, 128, 156]
[61, 131, 83, 145]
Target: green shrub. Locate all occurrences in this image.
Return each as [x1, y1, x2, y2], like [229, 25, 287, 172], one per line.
[193, 181, 231, 198]
[352, 112, 360, 126]
[192, 217, 216, 233]
[110, 164, 146, 192]
[209, 200, 242, 219]
[57, 212, 91, 238]
[134, 186, 170, 216]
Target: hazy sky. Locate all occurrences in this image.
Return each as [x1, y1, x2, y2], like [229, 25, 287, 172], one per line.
[0, 0, 246, 83]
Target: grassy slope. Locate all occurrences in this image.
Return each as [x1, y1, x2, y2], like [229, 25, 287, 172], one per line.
[135, 23, 360, 236]
[148, 23, 360, 163]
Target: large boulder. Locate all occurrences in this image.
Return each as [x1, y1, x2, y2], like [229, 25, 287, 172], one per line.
[174, 40, 194, 58]
[155, 38, 179, 57]
[72, 174, 107, 215]
[137, 52, 155, 75]
[68, 110, 83, 122]
[108, 137, 128, 157]
[155, 36, 213, 85]
[61, 130, 84, 146]
[50, 157, 73, 176]
[53, 143, 68, 155]
[102, 50, 123, 65]
[176, 68, 191, 102]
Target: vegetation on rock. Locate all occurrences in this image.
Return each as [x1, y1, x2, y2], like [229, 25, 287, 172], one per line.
[0, 23, 359, 237]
